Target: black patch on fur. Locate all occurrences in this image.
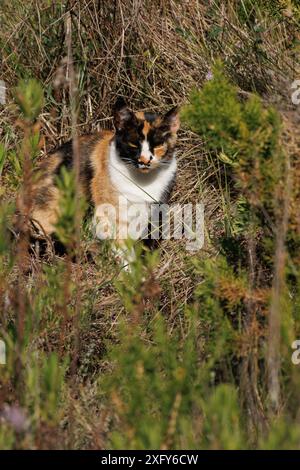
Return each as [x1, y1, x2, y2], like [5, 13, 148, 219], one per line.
[147, 128, 167, 151]
[29, 233, 68, 258]
[115, 118, 145, 167]
[52, 139, 95, 200]
[35, 185, 54, 208]
[144, 112, 158, 123]
[54, 140, 74, 174]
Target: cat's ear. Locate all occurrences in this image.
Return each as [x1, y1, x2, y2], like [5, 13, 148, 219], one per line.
[113, 97, 135, 130]
[162, 106, 180, 134]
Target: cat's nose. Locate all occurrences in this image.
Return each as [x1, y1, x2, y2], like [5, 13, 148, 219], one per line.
[139, 155, 153, 165]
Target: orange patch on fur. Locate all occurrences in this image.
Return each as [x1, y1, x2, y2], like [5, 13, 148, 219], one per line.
[139, 154, 150, 164]
[90, 131, 116, 207]
[154, 145, 166, 159]
[153, 117, 162, 127]
[135, 111, 145, 120]
[31, 188, 60, 235]
[142, 120, 151, 137]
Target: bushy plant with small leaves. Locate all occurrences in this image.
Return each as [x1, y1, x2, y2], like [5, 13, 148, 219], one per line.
[182, 64, 300, 446]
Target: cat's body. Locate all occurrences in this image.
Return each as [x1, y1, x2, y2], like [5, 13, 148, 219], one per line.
[29, 99, 180, 263]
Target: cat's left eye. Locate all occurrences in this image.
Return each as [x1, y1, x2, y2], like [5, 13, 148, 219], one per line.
[128, 142, 138, 148]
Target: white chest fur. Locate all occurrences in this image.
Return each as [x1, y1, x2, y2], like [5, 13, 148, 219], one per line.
[108, 141, 177, 204]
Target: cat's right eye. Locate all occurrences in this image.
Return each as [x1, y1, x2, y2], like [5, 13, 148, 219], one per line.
[128, 142, 138, 148]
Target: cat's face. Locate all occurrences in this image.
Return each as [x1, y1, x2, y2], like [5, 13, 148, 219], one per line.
[113, 98, 180, 173]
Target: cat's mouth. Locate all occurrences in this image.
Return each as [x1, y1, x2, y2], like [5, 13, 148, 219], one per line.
[138, 163, 152, 172]
[139, 167, 151, 173]
[121, 157, 163, 172]
[137, 161, 167, 172]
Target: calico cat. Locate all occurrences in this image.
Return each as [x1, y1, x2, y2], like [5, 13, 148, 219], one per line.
[29, 98, 180, 265]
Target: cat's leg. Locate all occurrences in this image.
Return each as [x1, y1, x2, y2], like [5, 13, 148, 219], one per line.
[113, 210, 137, 270]
[113, 200, 153, 270]
[93, 204, 136, 271]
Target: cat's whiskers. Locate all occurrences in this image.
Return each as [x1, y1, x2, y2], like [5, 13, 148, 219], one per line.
[159, 160, 171, 166]
[121, 158, 137, 167]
